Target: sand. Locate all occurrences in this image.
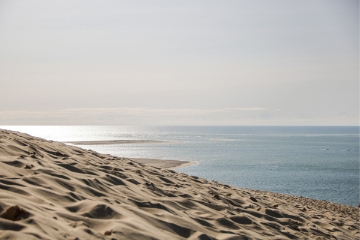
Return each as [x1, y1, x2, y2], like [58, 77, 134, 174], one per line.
[129, 158, 196, 169]
[0, 128, 358, 240]
[66, 140, 196, 169]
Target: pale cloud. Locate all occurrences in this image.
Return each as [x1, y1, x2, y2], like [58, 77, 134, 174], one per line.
[259, 112, 273, 120]
[224, 108, 267, 111]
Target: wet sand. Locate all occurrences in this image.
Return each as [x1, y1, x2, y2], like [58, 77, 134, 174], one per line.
[130, 158, 196, 169]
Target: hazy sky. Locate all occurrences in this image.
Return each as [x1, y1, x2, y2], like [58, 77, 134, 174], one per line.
[0, 0, 358, 125]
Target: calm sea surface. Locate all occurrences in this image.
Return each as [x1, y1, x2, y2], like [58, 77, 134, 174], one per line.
[2, 126, 359, 206]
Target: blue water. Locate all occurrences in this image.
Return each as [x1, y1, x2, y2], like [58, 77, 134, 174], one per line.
[1, 126, 359, 206]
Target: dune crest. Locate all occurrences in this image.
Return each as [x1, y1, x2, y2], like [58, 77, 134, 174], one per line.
[0, 129, 358, 239]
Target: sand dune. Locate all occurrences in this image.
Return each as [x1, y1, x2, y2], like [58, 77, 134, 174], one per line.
[0, 129, 358, 239]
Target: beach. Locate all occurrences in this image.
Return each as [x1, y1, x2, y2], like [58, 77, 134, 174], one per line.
[0, 128, 358, 239]
[66, 140, 196, 169]
[129, 158, 196, 169]
[65, 140, 195, 169]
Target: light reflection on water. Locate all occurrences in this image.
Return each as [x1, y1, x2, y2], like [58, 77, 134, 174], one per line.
[1, 125, 359, 206]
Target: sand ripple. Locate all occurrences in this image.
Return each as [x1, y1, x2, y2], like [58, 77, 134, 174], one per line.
[0, 129, 358, 239]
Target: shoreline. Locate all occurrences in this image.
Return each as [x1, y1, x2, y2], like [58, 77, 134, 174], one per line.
[130, 158, 197, 169]
[65, 140, 195, 169]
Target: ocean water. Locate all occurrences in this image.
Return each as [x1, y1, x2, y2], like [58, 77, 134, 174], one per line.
[1, 126, 359, 206]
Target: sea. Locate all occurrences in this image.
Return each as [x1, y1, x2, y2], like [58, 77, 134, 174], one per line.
[1, 126, 359, 206]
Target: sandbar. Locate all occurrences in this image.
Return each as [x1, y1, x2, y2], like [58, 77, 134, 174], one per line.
[130, 158, 196, 169]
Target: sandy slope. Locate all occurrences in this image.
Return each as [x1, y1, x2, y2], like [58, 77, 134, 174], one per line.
[0, 129, 358, 240]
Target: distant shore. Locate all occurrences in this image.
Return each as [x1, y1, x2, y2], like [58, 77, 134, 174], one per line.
[66, 139, 165, 145]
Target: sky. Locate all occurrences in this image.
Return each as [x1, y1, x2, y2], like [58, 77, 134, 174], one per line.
[0, 0, 358, 125]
